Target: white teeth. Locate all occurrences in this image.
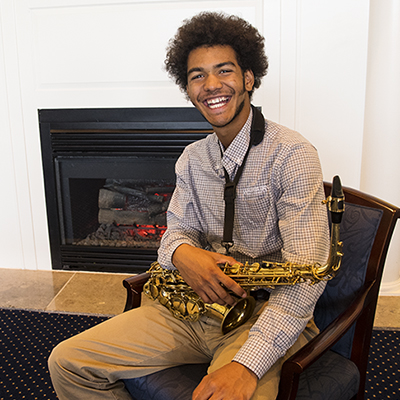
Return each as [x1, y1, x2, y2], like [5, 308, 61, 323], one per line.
[209, 103, 224, 109]
[206, 97, 229, 108]
[208, 97, 227, 104]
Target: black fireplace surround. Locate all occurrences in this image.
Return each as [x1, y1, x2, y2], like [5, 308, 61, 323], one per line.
[39, 108, 212, 273]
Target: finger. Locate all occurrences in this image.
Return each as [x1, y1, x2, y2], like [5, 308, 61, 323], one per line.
[213, 261, 246, 298]
[219, 276, 247, 299]
[190, 275, 226, 304]
[210, 284, 237, 306]
[196, 270, 245, 306]
[195, 282, 233, 306]
[201, 272, 236, 304]
[198, 284, 229, 305]
[214, 267, 247, 298]
[208, 291, 233, 306]
[192, 377, 213, 400]
[195, 289, 214, 305]
[215, 256, 243, 267]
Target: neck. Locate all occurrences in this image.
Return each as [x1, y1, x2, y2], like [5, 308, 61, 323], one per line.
[214, 102, 251, 149]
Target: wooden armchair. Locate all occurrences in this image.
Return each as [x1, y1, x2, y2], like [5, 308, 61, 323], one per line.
[121, 184, 400, 400]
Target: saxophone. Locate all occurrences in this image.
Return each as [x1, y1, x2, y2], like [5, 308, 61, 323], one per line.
[144, 176, 345, 334]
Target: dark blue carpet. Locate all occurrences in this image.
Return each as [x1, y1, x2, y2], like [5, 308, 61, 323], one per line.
[364, 329, 400, 399]
[0, 308, 398, 399]
[0, 308, 109, 399]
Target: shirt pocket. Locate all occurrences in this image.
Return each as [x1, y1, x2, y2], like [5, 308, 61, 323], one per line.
[238, 185, 271, 224]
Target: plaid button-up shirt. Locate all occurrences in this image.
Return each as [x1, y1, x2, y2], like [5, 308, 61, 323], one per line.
[158, 109, 330, 378]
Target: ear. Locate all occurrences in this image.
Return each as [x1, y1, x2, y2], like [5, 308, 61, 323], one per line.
[244, 70, 255, 92]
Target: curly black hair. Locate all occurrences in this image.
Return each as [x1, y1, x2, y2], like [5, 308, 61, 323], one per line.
[165, 12, 268, 99]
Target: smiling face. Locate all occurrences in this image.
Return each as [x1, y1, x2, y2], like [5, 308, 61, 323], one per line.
[186, 45, 254, 148]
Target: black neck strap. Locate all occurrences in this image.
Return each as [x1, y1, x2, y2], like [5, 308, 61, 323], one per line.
[221, 106, 265, 254]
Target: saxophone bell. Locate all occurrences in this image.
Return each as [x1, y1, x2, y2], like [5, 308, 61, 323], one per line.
[206, 295, 256, 335]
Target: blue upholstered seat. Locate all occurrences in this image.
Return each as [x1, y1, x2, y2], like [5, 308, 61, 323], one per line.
[124, 351, 360, 400]
[123, 201, 385, 400]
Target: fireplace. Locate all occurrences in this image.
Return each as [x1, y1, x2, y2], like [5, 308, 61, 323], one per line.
[39, 108, 212, 273]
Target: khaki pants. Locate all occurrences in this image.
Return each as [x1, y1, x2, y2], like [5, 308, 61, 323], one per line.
[48, 295, 318, 400]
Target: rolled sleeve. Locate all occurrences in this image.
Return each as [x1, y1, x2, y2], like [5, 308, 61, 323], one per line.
[233, 281, 326, 378]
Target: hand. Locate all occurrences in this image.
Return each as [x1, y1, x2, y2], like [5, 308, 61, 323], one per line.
[172, 244, 247, 306]
[192, 362, 258, 400]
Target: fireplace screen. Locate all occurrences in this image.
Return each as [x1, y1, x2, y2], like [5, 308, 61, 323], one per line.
[74, 178, 171, 249]
[39, 108, 212, 273]
[57, 156, 175, 250]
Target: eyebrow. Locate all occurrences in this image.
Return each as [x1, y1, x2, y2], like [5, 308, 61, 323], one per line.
[187, 61, 236, 76]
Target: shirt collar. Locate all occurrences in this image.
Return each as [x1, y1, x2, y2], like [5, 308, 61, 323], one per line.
[219, 108, 253, 179]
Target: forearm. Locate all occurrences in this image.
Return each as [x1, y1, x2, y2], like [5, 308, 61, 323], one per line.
[157, 227, 203, 269]
[233, 281, 326, 378]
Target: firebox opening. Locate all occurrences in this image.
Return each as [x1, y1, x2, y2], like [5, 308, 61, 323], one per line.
[68, 178, 172, 249]
[57, 155, 177, 255]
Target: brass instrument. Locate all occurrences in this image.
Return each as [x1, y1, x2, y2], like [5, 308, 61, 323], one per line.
[144, 176, 345, 334]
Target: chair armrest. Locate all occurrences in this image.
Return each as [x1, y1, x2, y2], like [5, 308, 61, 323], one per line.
[276, 280, 376, 400]
[123, 273, 150, 311]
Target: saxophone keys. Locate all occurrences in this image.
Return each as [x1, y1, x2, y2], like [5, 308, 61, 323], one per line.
[186, 297, 205, 321]
[168, 292, 205, 322]
[144, 280, 160, 300]
[246, 262, 260, 273]
[170, 296, 187, 317]
[159, 287, 171, 306]
[149, 284, 159, 300]
[219, 262, 240, 274]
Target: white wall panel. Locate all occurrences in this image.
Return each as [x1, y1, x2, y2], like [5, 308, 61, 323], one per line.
[280, 0, 369, 188]
[256, 0, 281, 123]
[17, 0, 262, 108]
[0, 1, 36, 270]
[361, 0, 400, 293]
[0, 7, 24, 269]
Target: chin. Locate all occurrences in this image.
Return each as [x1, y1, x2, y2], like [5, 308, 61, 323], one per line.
[202, 106, 234, 123]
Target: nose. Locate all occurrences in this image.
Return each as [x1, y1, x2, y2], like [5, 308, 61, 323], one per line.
[204, 73, 222, 92]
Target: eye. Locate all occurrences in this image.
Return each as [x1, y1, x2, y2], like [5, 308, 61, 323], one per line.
[190, 73, 204, 81]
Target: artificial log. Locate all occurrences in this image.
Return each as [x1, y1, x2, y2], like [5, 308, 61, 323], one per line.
[98, 189, 126, 209]
[98, 209, 166, 226]
[104, 183, 164, 203]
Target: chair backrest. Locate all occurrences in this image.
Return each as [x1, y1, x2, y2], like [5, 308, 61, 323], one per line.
[314, 183, 400, 360]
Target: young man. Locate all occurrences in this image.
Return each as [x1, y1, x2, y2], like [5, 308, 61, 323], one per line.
[48, 12, 329, 400]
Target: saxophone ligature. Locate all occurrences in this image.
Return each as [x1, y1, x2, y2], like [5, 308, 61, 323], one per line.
[144, 176, 345, 334]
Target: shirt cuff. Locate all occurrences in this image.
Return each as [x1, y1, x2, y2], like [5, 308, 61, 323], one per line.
[232, 335, 284, 379]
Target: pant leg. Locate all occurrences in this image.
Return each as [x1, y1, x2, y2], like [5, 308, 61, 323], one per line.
[208, 301, 319, 400]
[48, 296, 212, 400]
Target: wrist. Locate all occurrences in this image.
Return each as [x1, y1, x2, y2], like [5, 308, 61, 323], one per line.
[171, 243, 193, 268]
[231, 361, 258, 381]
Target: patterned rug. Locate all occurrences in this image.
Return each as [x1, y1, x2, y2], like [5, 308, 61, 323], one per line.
[364, 329, 400, 399]
[0, 308, 399, 399]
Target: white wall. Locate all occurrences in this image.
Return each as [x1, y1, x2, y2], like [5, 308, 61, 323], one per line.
[0, 0, 399, 294]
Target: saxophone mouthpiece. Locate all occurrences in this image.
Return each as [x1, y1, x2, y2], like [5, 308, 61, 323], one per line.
[332, 175, 343, 198]
[330, 175, 345, 224]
